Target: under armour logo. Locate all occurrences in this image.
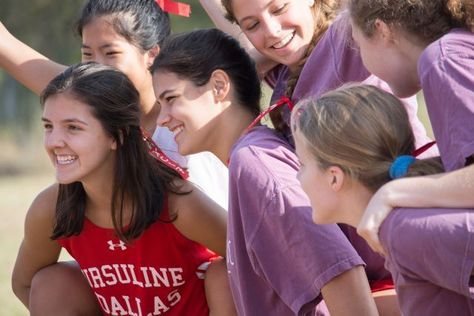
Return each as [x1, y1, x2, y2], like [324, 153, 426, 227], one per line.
[196, 261, 210, 280]
[107, 240, 127, 251]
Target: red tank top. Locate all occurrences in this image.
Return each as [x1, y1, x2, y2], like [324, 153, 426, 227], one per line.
[58, 206, 216, 316]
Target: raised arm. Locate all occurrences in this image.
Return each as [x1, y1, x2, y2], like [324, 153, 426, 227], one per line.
[12, 184, 61, 308]
[358, 163, 474, 254]
[198, 0, 277, 78]
[0, 22, 66, 95]
[169, 181, 227, 256]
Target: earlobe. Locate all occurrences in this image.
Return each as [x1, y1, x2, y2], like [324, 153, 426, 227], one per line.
[211, 70, 231, 102]
[328, 166, 344, 191]
[146, 45, 161, 68]
[374, 18, 395, 44]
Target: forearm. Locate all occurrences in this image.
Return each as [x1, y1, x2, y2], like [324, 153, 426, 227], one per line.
[199, 0, 242, 39]
[0, 22, 66, 95]
[11, 279, 30, 308]
[383, 164, 474, 209]
[321, 266, 378, 316]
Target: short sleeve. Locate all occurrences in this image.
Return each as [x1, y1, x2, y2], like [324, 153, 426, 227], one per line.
[232, 142, 364, 313]
[381, 208, 474, 297]
[418, 32, 474, 170]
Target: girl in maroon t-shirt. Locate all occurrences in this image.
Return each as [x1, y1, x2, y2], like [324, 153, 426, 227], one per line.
[292, 84, 474, 315]
[348, 0, 474, 254]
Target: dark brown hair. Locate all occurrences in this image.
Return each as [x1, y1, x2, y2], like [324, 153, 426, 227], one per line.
[76, 0, 170, 51]
[349, 0, 474, 44]
[151, 28, 261, 117]
[41, 62, 186, 242]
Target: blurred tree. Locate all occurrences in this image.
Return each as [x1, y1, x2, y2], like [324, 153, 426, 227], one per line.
[0, 0, 213, 143]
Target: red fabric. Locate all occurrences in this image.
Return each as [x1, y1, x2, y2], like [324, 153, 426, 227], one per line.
[58, 206, 215, 315]
[370, 278, 395, 293]
[141, 128, 189, 179]
[155, 0, 191, 17]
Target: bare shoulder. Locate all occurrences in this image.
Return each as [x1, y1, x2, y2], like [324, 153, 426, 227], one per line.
[167, 180, 227, 255]
[25, 183, 59, 230]
[168, 179, 224, 223]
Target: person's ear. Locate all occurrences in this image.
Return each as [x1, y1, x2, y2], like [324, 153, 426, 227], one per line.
[327, 166, 345, 192]
[373, 18, 396, 45]
[111, 139, 117, 150]
[210, 69, 231, 102]
[146, 45, 161, 68]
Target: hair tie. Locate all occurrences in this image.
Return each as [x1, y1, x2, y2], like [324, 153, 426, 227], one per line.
[388, 141, 437, 179]
[155, 0, 191, 17]
[389, 155, 416, 179]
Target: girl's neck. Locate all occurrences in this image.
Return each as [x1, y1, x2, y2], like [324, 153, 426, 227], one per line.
[83, 179, 114, 225]
[139, 87, 160, 135]
[338, 182, 374, 229]
[212, 102, 256, 164]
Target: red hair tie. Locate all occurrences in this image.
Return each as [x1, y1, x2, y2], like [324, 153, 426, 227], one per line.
[155, 0, 191, 17]
[412, 141, 436, 157]
[141, 128, 189, 179]
[242, 96, 294, 135]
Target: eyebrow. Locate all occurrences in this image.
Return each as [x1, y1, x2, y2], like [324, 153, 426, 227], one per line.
[81, 43, 117, 50]
[157, 89, 175, 100]
[41, 117, 89, 125]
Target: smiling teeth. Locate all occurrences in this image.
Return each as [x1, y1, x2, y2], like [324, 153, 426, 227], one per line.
[172, 126, 184, 136]
[273, 32, 294, 49]
[56, 155, 77, 165]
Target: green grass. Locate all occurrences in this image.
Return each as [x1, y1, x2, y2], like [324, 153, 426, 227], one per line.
[0, 172, 54, 316]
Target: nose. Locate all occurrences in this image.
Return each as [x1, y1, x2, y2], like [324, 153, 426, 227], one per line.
[156, 102, 171, 127]
[263, 16, 282, 38]
[44, 128, 65, 150]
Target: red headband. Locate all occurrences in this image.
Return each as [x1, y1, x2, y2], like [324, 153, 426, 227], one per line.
[155, 0, 191, 17]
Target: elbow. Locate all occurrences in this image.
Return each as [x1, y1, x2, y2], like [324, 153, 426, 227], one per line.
[11, 273, 29, 307]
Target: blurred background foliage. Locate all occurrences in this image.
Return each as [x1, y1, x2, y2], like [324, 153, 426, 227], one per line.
[0, 0, 213, 175]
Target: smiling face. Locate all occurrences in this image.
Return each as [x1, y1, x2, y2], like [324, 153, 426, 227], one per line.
[294, 129, 341, 224]
[43, 93, 117, 185]
[153, 71, 222, 156]
[81, 16, 155, 96]
[231, 0, 315, 70]
[350, 19, 421, 98]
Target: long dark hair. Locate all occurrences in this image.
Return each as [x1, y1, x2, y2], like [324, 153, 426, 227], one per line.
[151, 28, 262, 117]
[76, 0, 170, 51]
[41, 62, 185, 242]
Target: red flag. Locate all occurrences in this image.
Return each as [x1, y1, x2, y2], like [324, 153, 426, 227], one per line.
[155, 0, 191, 17]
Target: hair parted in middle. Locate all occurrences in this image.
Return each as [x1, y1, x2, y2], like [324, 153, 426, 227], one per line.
[41, 62, 187, 242]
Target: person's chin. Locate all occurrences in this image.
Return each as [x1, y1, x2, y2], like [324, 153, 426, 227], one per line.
[391, 83, 420, 99]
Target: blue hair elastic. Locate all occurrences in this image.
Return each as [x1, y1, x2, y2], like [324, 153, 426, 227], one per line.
[389, 155, 416, 179]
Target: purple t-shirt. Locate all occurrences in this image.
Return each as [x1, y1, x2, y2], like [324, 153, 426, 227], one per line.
[266, 13, 436, 156]
[227, 125, 364, 315]
[418, 28, 474, 171]
[380, 208, 474, 315]
[265, 13, 434, 285]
